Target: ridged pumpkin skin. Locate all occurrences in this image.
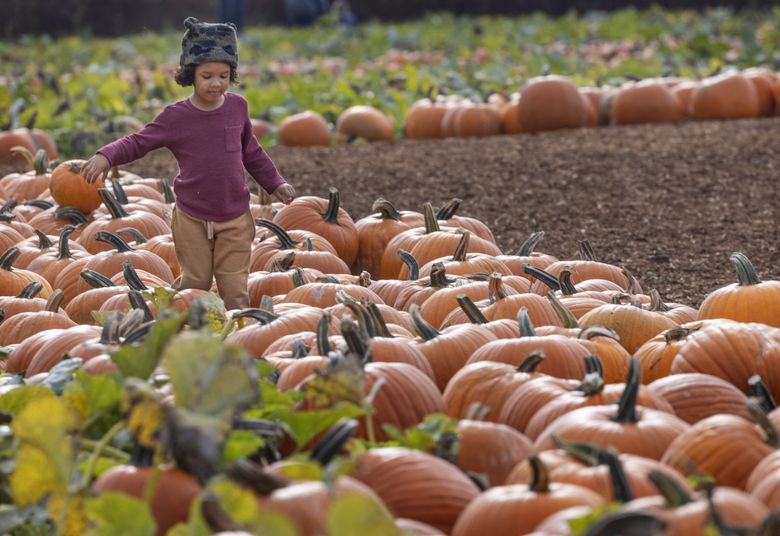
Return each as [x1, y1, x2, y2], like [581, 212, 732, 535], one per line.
[517, 75, 587, 133]
[578, 303, 677, 354]
[278, 111, 330, 147]
[352, 447, 481, 534]
[690, 72, 759, 120]
[648, 373, 750, 425]
[404, 98, 450, 139]
[610, 80, 681, 125]
[747, 450, 780, 510]
[451, 482, 604, 536]
[457, 420, 535, 487]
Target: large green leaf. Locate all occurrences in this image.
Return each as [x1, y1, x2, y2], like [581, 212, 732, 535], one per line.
[110, 314, 185, 379]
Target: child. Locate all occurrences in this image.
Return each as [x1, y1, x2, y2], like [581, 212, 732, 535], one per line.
[82, 17, 296, 310]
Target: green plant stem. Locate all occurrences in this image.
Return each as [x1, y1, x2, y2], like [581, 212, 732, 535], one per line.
[78, 420, 127, 490]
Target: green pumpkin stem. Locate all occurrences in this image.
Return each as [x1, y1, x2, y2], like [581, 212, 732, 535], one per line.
[528, 455, 551, 493]
[523, 265, 560, 291]
[603, 447, 635, 503]
[0, 247, 20, 271]
[455, 294, 489, 324]
[366, 301, 393, 338]
[55, 225, 78, 261]
[23, 199, 54, 210]
[321, 187, 343, 225]
[451, 230, 470, 262]
[747, 397, 780, 448]
[517, 307, 536, 337]
[514, 231, 545, 257]
[748, 375, 777, 413]
[309, 418, 358, 466]
[517, 350, 545, 373]
[110, 179, 130, 204]
[94, 230, 135, 253]
[33, 229, 54, 250]
[410, 304, 440, 341]
[291, 266, 308, 287]
[648, 289, 670, 312]
[54, 207, 89, 225]
[435, 198, 461, 220]
[577, 355, 605, 395]
[316, 311, 332, 355]
[647, 470, 694, 507]
[340, 315, 371, 364]
[730, 252, 762, 286]
[546, 291, 579, 329]
[371, 197, 402, 221]
[97, 188, 130, 219]
[423, 202, 440, 234]
[45, 288, 65, 312]
[79, 269, 116, 289]
[290, 339, 309, 359]
[116, 227, 147, 245]
[255, 218, 300, 250]
[270, 251, 296, 272]
[557, 268, 579, 295]
[16, 281, 43, 299]
[122, 261, 149, 291]
[397, 250, 420, 281]
[487, 272, 509, 302]
[32, 149, 49, 175]
[127, 290, 154, 322]
[160, 179, 176, 204]
[579, 239, 597, 261]
[231, 308, 279, 324]
[612, 358, 641, 424]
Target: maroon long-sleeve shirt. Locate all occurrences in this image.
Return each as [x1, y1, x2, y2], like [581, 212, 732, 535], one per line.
[98, 92, 286, 221]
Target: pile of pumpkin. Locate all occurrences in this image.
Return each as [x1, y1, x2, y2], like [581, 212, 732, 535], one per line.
[266, 66, 780, 146]
[1, 147, 780, 534]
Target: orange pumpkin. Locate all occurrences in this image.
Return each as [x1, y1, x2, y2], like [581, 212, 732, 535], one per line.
[610, 80, 681, 125]
[336, 105, 394, 142]
[278, 111, 331, 147]
[690, 71, 759, 120]
[517, 75, 587, 133]
[50, 160, 105, 212]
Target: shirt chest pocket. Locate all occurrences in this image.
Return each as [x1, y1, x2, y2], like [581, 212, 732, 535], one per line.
[224, 125, 242, 153]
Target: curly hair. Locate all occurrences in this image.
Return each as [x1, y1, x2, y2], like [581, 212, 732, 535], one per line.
[174, 64, 239, 87]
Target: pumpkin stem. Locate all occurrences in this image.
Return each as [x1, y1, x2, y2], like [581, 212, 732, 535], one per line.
[16, 281, 43, 299]
[336, 291, 376, 338]
[315, 311, 332, 355]
[648, 289, 670, 312]
[423, 202, 440, 234]
[80, 269, 116, 289]
[122, 261, 149, 291]
[435, 198, 461, 220]
[517, 350, 545, 373]
[0, 247, 21, 271]
[748, 375, 777, 413]
[320, 187, 343, 225]
[397, 250, 420, 281]
[110, 178, 130, 204]
[226, 458, 288, 496]
[231, 308, 279, 324]
[97, 188, 130, 219]
[23, 199, 54, 210]
[623, 267, 642, 295]
[579, 239, 597, 261]
[9, 146, 35, 169]
[116, 227, 147, 245]
[730, 252, 762, 286]
[514, 231, 545, 257]
[523, 264, 560, 291]
[309, 418, 358, 466]
[340, 315, 371, 364]
[410, 304, 440, 341]
[290, 339, 309, 359]
[54, 207, 90, 225]
[357, 271, 372, 288]
[487, 272, 509, 302]
[664, 326, 693, 343]
[371, 197, 402, 221]
[128, 290, 154, 322]
[552, 436, 601, 466]
[579, 326, 620, 342]
[455, 294, 489, 324]
[94, 230, 135, 253]
[451, 230, 470, 262]
[160, 179, 176, 204]
[258, 295, 275, 314]
[602, 448, 634, 502]
[428, 262, 455, 288]
[546, 291, 579, 329]
[517, 307, 536, 337]
[0, 198, 17, 213]
[528, 455, 551, 493]
[747, 397, 780, 448]
[612, 357, 641, 424]
[557, 267, 579, 295]
[365, 301, 393, 338]
[33, 229, 54, 250]
[54, 225, 78, 260]
[32, 149, 49, 175]
[576, 355, 605, 395]
[647, 469, 694, 507]
[291, 266, 308, 288]
[255, 218, 300, 250]
[45, 288, 65, 312]
[270, 251, 295, 272]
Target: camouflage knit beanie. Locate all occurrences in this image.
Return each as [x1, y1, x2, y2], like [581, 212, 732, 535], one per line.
[180, 17, 238, 68]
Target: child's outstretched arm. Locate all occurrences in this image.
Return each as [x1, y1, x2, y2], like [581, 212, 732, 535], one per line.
[241, 112, 296, 204]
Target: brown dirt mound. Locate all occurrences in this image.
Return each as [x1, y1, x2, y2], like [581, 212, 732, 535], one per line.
[4, 118, 778, 306]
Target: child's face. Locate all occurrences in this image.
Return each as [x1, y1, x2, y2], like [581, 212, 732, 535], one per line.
[193, 62, 231, 104]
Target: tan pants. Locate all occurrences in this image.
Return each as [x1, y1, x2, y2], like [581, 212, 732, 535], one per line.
[171, 206, 256, 310]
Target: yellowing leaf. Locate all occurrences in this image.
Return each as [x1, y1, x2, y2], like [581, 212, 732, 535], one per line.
[274, 460, 324, 481]
[0, 384, 54, 416]
[326, 493, 399, 536]
[85, 492, 156, 536]
[301, 367, 365, 408]
[48, 494, 88, 536]
[10, 445, 64, 506]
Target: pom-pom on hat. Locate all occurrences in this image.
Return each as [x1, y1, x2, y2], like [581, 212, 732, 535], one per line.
[180, 17, 238, 68]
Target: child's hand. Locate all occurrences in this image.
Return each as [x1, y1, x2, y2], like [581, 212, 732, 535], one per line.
[81, 154, 111, 184]
[272, 184, 296, 205]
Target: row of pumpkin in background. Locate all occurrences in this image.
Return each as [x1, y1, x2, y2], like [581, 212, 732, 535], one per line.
[262, 66, 780, 146]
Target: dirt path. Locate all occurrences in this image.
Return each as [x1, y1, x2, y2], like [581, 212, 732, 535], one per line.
[5, 118, 778, 306]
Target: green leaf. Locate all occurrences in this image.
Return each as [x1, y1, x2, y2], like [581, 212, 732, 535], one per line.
[85, 493, 156, 536]
[0, 384, 54, 416]
[221, 430, 265, 465]
[72, 371, 122, 417]
[326, 493, 399, 536]
[42, 358, 83, 395]
[567, 502, 623, 535]
[161, 332, 259, 419]
[110, 313, 185, 379]
[264, 403, 365, 448]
